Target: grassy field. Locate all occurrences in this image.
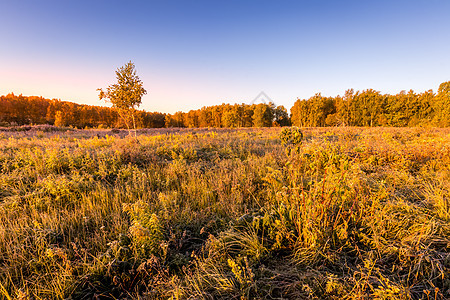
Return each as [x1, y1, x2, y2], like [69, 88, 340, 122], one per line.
[0, 126, 449, 299]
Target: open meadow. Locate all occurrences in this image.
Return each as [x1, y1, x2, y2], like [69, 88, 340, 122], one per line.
[0, 126, 449, 299]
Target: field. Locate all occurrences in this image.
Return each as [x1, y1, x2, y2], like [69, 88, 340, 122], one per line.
[0, 126, 449, 299]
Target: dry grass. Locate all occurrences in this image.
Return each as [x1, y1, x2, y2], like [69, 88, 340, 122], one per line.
[0, 126, 448, 299]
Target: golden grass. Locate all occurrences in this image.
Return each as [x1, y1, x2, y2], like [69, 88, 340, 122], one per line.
[0, 126, 448, 299]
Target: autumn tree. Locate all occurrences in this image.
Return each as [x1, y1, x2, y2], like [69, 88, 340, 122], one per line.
[198, 107, 212, 127]
[222, 107, 239, 127]
[252, 103, 273, 127]
[416, 90, 435, 125]
[98, 61, 147, 136]
[273, 105, 290, 126]
[434, 81, 450, 126]
[290, 94, 335, 127]
[165, 111, 185, 127]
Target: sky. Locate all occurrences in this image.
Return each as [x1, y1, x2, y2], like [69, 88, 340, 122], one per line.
[1, 0, 449, 114]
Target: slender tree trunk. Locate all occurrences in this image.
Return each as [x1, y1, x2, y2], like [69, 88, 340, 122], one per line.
[131, 111, 138, 141]
[118, 108, 131, 136]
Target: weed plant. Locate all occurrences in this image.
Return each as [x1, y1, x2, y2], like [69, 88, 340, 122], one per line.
[0, 127, 448, 299]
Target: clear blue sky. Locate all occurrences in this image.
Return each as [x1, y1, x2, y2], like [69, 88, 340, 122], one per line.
[1, 0, 449, 113]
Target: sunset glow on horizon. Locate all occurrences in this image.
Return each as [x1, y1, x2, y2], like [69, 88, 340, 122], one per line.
[1, 0, 449, 114]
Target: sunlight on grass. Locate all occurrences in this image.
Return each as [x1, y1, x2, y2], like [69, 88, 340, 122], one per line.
[0, 127, 448, 299]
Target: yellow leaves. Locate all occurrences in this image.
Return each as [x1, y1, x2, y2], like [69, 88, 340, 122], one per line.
[33, 220, 42, 230]
[45, 247, 67, 261]
[227, 257, 255, 292]
[372, 276, 407, 300]
[336, 220, 349, 241]
[124, 201, 165, 258]
[325, 273, 345, 295]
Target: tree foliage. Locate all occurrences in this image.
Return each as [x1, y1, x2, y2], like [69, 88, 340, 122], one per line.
[0, 94, 165, 129]
[291, 81, 450, 127]
[163, 102, 290, 128]
[2, 81, 450, 129]
[98, 61, 147, 135]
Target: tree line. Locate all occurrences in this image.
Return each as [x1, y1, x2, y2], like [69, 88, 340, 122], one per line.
[291, 81, 450, 127]
[0, 94, 289, 129]
[165, 103, 290, 128]
[0, 94, 165, 128]
[1, 81, 449, 128]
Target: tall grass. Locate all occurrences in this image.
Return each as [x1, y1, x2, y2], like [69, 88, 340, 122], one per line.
[0, 127, 448, 299]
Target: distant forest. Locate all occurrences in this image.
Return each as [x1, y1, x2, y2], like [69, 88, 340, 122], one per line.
[1, 81, 449, 128]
